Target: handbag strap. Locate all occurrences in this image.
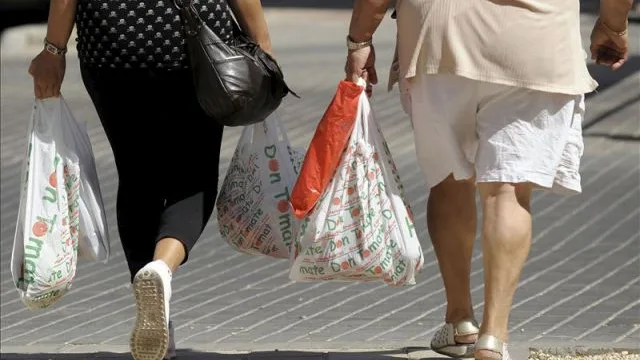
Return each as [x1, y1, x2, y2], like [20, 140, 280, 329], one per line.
[173, 0, 204, 37]
[176, 0, 262, 49]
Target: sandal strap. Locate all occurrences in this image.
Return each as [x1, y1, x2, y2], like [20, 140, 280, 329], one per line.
[476, 334, 504, 355]
[454, 319, 480, 336]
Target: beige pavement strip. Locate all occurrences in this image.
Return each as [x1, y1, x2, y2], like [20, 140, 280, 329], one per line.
[325, 170, 639, 342]
[529, 277, 640, 341]
[64, 256, 277, 345]
[366, 167, 639, 342]
[584, 72, 640, 125]
[1, 283, 128, 342]
[0, 239, 229, 313]
[406, 207, 640, 341]
[0, 262, 129, 320]
[513, 255, 640, 334]
[615, 324, 640, 344]
[178, 282, 326, 343]
[172, 270, 295, 332]
[212, 285, 352, 344]
[251, 283, 388, 343]
[574, 298, 640, 341]
[100, 265, 289, 344]
[289, 262, 442, 343]
[410, 214, 640, 342]
[23, 252, 252, 346]
[1, 281, 126, 329]
[8, 250, 258, 344]
[410, 191, 640, 340]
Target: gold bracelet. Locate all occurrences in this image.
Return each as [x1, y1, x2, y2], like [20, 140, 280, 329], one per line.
[599, 19, 628, 37]
[346, 35, 372, 51]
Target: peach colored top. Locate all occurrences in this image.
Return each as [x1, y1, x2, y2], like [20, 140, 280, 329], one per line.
[392, 0, 598, 95]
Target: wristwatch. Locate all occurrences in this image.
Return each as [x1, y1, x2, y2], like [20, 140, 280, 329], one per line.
[346, 35, 372, 51]
[43, 38, 67, 56]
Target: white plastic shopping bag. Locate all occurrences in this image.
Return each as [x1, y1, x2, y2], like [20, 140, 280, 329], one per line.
[59, 100, 110, 263]
[289, 82, 424, 286]
[11, 97, 109, 310]
[216, 114, 304, 258]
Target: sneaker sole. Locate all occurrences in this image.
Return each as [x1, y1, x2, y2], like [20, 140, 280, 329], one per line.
[130, 269, 169, 360]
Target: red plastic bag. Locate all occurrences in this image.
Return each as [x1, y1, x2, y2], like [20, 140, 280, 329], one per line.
[290, 81, 364, 219]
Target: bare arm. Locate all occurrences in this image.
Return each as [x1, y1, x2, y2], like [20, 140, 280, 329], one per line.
[228, 0, 272, 54]
[28, 0, 76, 99]
[599, 0, 633, 30]
[348, 0, 393, 42]
[45, 0, 77, 49]
[590, 0, 632, 70]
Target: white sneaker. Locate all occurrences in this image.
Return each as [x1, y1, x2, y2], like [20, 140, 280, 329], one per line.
[130, 260, 172, 360]
[164, 320, 176, 360]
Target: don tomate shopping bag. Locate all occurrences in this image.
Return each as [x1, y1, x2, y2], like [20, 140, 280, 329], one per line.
[289, 81, 424, 286]
[11, 97, 109, 310]
[216, 114, 304, 258]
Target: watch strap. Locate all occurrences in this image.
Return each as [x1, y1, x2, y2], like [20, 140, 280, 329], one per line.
[43, 38, 67, 56]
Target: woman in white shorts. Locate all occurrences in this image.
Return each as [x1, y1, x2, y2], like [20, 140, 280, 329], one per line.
[345, 0, 632, 359]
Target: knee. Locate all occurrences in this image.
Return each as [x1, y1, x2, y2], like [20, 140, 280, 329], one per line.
[478, 182, 532, 211]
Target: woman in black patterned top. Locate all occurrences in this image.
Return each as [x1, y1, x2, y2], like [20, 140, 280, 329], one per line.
[28, 1, 274, 359]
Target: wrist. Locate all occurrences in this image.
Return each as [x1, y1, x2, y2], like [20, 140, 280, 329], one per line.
[598, 17, 628, 36]
[45, 36, 68, 50]
[348, 33, 372, 43]
[44, 38, 67, 56]
[347, 35, 372, 51]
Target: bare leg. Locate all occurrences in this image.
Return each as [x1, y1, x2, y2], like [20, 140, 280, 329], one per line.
[428, 174, 478, 344]
[476, 182, 532, 359]
[153, 238, 187, 273]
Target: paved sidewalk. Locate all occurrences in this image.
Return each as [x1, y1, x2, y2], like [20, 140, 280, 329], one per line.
[0, 345, 525, 359]
[1, 9, 639, 359]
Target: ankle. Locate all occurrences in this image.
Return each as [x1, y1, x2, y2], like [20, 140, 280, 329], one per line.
[445, 308, 475, 324]
[479, 325, 508, 343]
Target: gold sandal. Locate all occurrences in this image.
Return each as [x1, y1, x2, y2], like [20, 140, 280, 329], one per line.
[430, 318, 479, 358]
[475, 334, 512, 360]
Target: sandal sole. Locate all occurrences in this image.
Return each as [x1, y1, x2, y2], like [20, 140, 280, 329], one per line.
[432, 344, 476, 358]
[130, 269, 168, 360]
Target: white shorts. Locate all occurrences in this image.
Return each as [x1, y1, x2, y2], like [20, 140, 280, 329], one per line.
[408, 73, 585, 195]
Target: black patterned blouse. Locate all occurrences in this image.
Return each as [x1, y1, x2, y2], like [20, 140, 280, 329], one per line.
[75, 0, 235, 70]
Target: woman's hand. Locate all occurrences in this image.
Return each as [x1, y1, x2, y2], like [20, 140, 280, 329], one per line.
[28, 0, 76, 99]
[345, 45, 377, 97]
[28, 50, 66, 99]
[590, 19, 629, 70]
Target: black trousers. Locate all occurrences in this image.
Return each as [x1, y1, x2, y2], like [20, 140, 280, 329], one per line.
[80, 65, 224, 281]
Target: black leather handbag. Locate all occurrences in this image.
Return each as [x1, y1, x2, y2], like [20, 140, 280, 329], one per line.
[175, 0, 296, 127]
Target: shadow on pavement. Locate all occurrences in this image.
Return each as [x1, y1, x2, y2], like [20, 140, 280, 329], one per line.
[586, 55, 640, 98]
[0, 349, 445, 360]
